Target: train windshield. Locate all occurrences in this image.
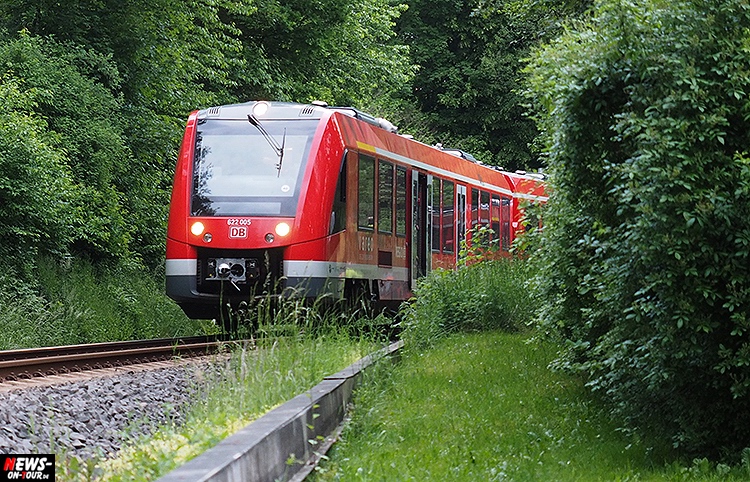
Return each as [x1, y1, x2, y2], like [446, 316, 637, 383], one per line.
[191, 118, 318, 216]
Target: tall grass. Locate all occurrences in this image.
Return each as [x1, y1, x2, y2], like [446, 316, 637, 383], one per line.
[400, 257, 533, 349]
[0, 257, 211, 349]
[221, 278, 395, 342]
[59, 315, 382, 480]
[313, 331, 750, 481]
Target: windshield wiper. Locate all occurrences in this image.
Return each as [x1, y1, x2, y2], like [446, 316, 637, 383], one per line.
[248, 114, 286, 177]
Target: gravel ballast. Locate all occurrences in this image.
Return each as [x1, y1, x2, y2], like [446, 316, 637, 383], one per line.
[0, 361, 217, 460]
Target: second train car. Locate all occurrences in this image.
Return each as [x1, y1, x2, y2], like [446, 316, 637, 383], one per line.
[166, 101, 547, 320]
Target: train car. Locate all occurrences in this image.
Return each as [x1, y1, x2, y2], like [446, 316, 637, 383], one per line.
[166, 101, 547, 320]
[504, 170, 548, 234]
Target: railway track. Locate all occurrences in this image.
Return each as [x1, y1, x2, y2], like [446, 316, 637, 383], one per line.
[0, 335, 238, 381]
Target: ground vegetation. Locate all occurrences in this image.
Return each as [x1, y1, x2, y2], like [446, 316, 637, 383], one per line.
[526, 0, 750, 459]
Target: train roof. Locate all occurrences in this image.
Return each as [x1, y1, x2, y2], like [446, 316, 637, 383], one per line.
[196, 100, 329, 121]
[193, 100, 547, 201]
[504, 171, 548, 200]
[196, 100, 399, 133]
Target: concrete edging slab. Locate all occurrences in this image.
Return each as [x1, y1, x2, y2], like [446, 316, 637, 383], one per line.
[156, 340, 403, 482]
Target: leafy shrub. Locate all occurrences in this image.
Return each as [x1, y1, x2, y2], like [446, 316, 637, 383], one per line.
[0, 257, 208, 350]
[401, 255, 535, 349]
[0, 76, 74, 266]
[0, 32, 132, 262]
[526, 0, 750, 458]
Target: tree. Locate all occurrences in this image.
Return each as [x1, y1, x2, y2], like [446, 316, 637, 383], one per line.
[527, 0, 750, 458]
[395, 0, 588, 170]
[0, 33, 131, 261]
[220, 0, 412, 106]
[0, 1, 250, 266]
[0, 75, 74, 268]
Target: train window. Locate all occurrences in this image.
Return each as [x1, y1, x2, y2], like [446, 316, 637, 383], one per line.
[457, 186, 466, 248]
[471, 188, 479, 228]
[378, 161, 394, 234]
[191, 118, 317, 216]
[395, 167, 407, 236]
[442, 181, 455, 253]
[501, 196, 511, 250]
[432, 178, 441, 252]
[480, 191, 490, 228]
[491, 194, 501, 242]
[330, 152, 347, 234]
[358, 154, 375, 230]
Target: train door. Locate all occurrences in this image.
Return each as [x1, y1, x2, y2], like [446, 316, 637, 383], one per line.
[410, 171, 432, 288]
[501, 196, 511, 250]
[456, 185, 467, 256]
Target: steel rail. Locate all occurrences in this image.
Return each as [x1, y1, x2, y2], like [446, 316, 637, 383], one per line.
[0, 335, 239, 381]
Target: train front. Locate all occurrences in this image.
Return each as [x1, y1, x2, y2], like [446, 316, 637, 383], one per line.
[166, 101, 326, 319]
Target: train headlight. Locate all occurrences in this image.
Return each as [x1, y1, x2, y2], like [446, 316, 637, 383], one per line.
[190, 222, 205, 236]
[265, 233, 275, 243]
[275, 222, 291, 237]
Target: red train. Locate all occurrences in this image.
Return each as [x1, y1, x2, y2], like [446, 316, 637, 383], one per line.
[166, 101, 547, 320]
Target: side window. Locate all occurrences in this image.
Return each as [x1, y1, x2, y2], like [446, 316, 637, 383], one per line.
[330, 152, 347, 234]
[378, 161, 394, 234]
[432, 177, 441, 251]
[501, 196, 511, 250]
[358, 154, 375, 230]
[480, 191, 490, 228]
[491, 194, 501, 240]
[396, 166, 407, 236]
[457, 186, 466, 247]
[442, 181, 455, 253]
[471, 188, 479, 228]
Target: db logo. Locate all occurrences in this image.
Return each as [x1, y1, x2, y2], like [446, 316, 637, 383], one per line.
[229, 226, 248, 239]
[0, 455, 54, 480]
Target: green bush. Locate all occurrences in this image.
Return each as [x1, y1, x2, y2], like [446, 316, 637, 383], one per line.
[0, 257, 208, 350]
[0, 32, 133, 262]
[0, 76, 74, 266]
[401, 256, 534, 348]
[526, 0, 750, 458]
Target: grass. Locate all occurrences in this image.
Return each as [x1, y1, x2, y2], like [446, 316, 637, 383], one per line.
[313, 331, 750, 481]
[57, 331, 380, 480]
[0, 256, 211, 350]
[400, 257, 534, 349]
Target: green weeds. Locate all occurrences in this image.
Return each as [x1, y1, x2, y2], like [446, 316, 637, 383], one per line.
[314, 331, 750, 481]
[57, 328, 380, 480]
[400, 257, 533, 349]
[0, 257, 209, 350]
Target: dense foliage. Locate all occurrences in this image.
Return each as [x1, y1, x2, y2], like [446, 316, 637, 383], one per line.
[0, 257, 210, 349]
[527, 0, 750, 458]
[0, 0, 412, 272]
[401, 256, 535, 349]
[394, 0, 589, 170]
